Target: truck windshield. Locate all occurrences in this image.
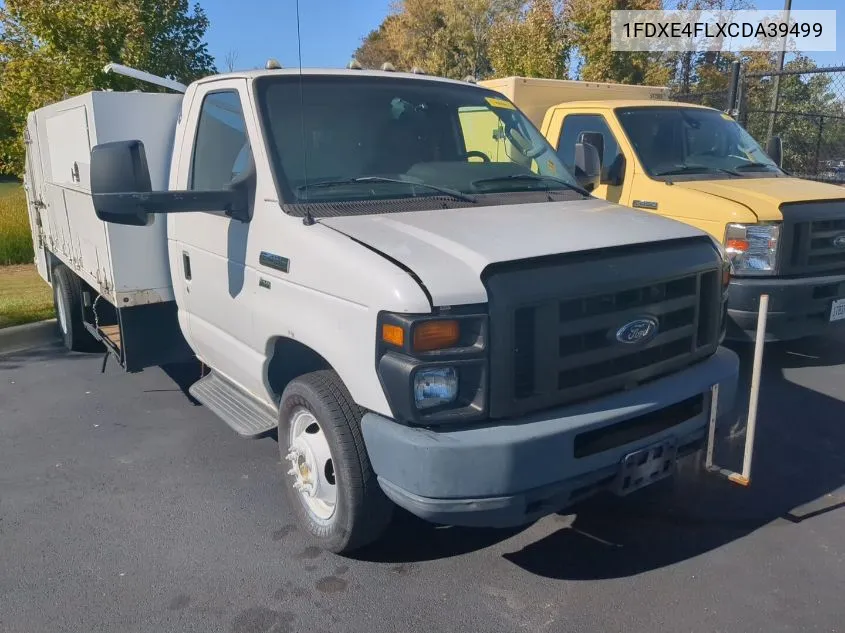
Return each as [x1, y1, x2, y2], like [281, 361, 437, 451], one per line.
[255, 75, 578, 210]
[615, 106, 781, 178]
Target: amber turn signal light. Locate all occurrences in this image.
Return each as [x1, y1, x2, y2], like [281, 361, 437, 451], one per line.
[381, 323, 405, 347]
[725, 238, 749, 253]
[413, 320, 460, 352]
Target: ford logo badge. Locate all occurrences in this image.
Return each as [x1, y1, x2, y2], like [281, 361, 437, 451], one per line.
[616, 317, 659, 344]
[833, 234, 845, 249]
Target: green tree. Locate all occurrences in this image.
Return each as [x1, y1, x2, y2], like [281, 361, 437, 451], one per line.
[354, 15, 403, 69]
[354, 0, 520, 79]
[567, 0, 669, 85]
[488, 0, 568, 79]
[0, 0, 216, 176]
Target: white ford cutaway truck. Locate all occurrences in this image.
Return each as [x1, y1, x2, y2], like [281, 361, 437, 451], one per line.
[24, 63, 739, 553]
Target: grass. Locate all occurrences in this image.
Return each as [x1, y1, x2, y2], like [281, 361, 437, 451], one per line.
[0, 179, 53, 328]
[0, 264, 54, 328]
[0, 180, 34, 266]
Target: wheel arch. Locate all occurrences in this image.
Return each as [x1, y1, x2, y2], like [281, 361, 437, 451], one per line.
[264, 336, 335, 403]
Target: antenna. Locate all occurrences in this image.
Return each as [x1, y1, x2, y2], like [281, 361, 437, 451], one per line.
[295, 0, 314, 226]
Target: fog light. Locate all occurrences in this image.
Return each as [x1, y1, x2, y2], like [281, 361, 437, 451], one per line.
[413, 367, 458, 409]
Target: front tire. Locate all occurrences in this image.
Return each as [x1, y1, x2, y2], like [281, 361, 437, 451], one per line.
[278, 370, 393, 554]
[52, 264, 100, 352]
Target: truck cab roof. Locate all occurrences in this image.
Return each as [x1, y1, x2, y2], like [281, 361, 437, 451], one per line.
[192, 67, 479, 89]
[553, 99, 715, 111]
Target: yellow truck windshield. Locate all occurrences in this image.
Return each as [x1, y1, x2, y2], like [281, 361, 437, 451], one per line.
[615, 106, 781, 178]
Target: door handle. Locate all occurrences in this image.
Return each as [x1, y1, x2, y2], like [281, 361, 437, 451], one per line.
[182, 252, 192, 280]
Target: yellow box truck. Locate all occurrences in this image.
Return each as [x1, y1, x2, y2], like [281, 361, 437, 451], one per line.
[479, 76, 845, 342]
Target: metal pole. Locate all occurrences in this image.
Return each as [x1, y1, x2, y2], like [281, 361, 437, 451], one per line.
[705, 294, 768, 486]
[726, 61, 741, 115]
[734, 294, 769, 484]
[765, 0, 793, 142]
[705, 383, 719, 471]
[102, 63, 187, 93]
[814, 116, 824, 178]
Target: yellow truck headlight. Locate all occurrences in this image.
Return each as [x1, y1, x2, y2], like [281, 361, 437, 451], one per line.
[725, 223, 780, 275]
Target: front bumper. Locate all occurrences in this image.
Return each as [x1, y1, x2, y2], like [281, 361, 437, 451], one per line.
[361, 347, 739, 528]
[727, 272, 845, 342]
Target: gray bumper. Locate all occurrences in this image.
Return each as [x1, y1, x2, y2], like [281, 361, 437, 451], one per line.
[727, 272, 845, 342]
[361, 347, 739, 527]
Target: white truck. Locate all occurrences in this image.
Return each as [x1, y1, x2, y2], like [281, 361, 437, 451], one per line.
[24, 63, 739, 553]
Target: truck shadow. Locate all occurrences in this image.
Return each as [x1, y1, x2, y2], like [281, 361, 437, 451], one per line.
[501, 334, 845, 579]
[0, 342, 78, 370]
[358, 334, 845, 572]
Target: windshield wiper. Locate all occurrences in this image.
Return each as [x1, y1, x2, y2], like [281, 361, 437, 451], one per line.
[297, 176, 477, 203]
[656, 164, 750, 177]
[733, 162, 778, 172]
[655, 165, 719, 176]
[471, 173, 590, 197]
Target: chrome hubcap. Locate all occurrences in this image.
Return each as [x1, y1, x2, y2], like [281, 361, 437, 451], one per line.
[285, 407, 336, 521]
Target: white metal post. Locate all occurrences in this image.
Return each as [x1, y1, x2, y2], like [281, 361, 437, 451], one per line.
[102, 63, 187, 93]
[705, 294, 769, 486]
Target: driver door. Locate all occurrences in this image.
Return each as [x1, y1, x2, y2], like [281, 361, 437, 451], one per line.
[553, 112, 630, 204]
[169, 80, 260, 391]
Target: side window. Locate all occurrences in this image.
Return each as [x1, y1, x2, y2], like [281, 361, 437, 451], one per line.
[556, 114, 621, 182]
[191, 90, 252, 191]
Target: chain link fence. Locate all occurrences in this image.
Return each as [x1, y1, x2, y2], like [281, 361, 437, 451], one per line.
[739, 66, 845, 183]
[671, 64, 845, 184]
[669, 89, 730, 111]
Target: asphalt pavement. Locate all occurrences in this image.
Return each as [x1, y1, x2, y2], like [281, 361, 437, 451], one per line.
[1, 334, 845, 633]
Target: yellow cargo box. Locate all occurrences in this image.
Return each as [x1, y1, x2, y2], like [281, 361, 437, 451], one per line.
[478, 76, 669, 128]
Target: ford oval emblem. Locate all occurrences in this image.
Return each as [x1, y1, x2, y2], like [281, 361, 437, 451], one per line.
[833, 234, 845, 249]
[616, 317, 659, 345]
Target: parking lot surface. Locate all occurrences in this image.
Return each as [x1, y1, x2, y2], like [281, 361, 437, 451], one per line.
[2, 334, 845, 633]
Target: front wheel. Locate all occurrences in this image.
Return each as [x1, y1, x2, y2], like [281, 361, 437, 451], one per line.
[278, 370, 393, 554]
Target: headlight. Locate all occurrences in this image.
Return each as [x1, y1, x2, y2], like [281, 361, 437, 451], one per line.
[413, 367, 458, 409]
[376, 311, 488, 424]
[725, 223, 780, 275]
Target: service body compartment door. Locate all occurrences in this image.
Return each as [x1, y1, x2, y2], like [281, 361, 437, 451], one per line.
[40, 102, 114, 292]
[23, 115, 50, 281]
[44, 105, 92, 190]
[40, 105, 92, 268]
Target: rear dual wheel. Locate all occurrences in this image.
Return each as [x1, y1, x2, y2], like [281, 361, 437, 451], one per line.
[52, 264, 100, 352]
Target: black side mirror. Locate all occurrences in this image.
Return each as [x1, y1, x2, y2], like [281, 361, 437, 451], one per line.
[604, 153, 626, 187]
[579, 131, 605, 165]
[574, 142, 601, 192]
[766, 135, 783, 168]
[91, 140, 249, 226]
[90, 140, 153, 226]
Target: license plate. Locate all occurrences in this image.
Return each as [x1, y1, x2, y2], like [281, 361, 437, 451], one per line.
[831, 298, 845, 322]
[613, 439, 678, 496]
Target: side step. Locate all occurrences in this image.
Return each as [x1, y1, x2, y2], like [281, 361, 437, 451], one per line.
[189, 371, 278, 438]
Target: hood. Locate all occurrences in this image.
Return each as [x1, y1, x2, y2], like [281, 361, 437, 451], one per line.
[675, 177, 845, 222]
[321, 199, 705, 306]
